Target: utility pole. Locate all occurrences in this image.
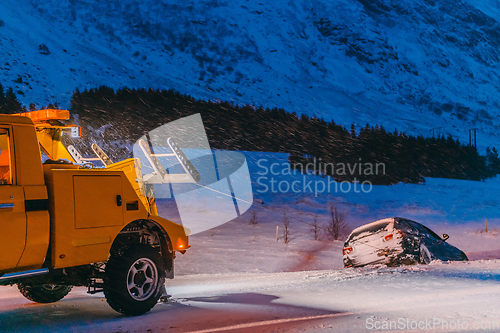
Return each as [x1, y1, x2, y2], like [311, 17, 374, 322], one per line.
[430, 127, 442, 138]
[468, 128, 478, 148]
[474, 128, 477, 149]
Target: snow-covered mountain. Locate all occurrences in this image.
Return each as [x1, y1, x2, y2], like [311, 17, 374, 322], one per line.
[1, 0, 499, 149]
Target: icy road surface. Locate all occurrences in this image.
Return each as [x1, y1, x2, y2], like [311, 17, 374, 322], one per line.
[1, 261, 500, 333]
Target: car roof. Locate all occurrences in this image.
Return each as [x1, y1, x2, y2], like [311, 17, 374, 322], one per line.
[349, 218, 395, 235]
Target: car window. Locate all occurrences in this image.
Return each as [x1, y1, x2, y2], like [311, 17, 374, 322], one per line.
[397, 218, 441, 240]
[394, 218, 418, 234]
[418, 224, 442, 240]
[0, 128, 12, 185]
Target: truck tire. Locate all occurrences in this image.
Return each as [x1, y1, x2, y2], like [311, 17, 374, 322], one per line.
[104, 244, 166, 316]
[17, 283, 72, 303]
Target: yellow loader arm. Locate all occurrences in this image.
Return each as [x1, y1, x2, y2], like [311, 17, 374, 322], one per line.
[13, 109, 79, 162]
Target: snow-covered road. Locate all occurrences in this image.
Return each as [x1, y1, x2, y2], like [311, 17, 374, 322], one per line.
[1, 261, 500, 332]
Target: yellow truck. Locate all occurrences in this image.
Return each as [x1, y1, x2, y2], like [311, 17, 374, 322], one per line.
[0, 109, 189, 315]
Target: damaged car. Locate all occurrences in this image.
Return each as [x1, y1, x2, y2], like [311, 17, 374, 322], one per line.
[342, 217, 468, 268]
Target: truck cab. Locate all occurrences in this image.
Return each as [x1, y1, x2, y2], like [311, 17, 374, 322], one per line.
[0, 110, 190, 315]
[0, 115, 49, 274]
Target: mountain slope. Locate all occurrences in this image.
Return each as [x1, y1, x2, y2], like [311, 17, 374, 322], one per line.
[0, 0, 499, 149]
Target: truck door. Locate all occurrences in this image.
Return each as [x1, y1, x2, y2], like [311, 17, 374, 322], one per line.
[0, 127, 26, 272]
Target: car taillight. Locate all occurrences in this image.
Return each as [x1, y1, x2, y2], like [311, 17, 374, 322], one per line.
[343, 247, 353, 255]
[384, 234, 393, 241]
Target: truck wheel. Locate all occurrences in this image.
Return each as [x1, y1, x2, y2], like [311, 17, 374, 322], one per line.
[104, 244, 166, 316]
[17, 283, 72, 303]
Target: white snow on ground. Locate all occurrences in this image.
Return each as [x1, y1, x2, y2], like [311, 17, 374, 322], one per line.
[0, 152, 499, 332]
[2, 261, 500, 332]
[175, 151, 500, 276]
[2, 0, 499, 329]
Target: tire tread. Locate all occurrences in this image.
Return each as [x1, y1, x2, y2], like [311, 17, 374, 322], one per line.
[104, 244, 165, 316]
[17, 284, 72, 303]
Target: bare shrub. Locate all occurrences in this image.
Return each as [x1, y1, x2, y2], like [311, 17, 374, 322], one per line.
[282, 212, 291, 244]
[248, 210, 258, 225]
[325, 202, 348, 240]
[310, 215, 321, 240]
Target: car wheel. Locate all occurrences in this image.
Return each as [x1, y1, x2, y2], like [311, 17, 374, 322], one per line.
[17, 283, 72, 303]
[419, 243, 433, 264]
[104, 244, 166, 316]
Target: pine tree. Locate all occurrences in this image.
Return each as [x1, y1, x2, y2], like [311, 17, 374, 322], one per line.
[67, 86, 497, 183]
[0, 83, 5, 114]
[2, 88, 22, 114]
